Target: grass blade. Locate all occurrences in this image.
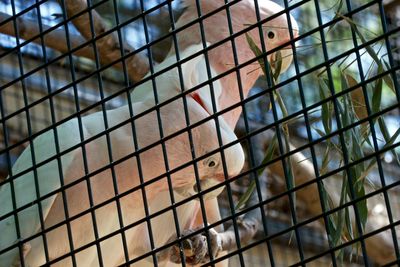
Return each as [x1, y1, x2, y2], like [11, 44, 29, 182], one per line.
[246, 33, 266, 76]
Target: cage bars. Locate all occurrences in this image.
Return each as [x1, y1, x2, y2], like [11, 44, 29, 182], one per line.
[166, 0, 218, 265]
[253, 2, 306, 266]
[113, 0, 160, 265]
[0, 0, 399, 266]
[345, 0, 400, 262]
[193, 0, 247, 266]
[378, 0, 400, 262]
[10, 0, 51, 265]
[1, 104, 399, 264]
[282, 0, 341, 265]
[58, 1, 90, 265]
[34, 1, 75, 266]
[0, 65, 398, 249]
[0, 60, 398, 226]
[138, 0, 188, 265]
[84, 0, 130, 264]
[231, 0, 277, 266]
[1, 0, 388, 155]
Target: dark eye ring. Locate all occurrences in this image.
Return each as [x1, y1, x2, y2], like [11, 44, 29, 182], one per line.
[204, 157, 218, 168]
[208, 160, 216, 168]
[267, 31, 275, 39]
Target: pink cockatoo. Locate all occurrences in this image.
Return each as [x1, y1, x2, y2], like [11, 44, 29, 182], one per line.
[0, 45, 244, 266]
[163, 1, 299, 265]
[171, 0, 299, 128]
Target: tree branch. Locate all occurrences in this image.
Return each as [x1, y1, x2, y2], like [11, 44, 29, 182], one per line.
[0, 3, 150, 82]
[58, 0, 149, 82]
[0, 12, 94, 59]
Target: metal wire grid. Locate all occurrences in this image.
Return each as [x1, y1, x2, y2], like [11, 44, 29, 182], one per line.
[0, 0, 398, 266]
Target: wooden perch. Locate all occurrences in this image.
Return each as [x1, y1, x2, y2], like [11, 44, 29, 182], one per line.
[58, 0, 149, 82]
[0, 12, 94, 59]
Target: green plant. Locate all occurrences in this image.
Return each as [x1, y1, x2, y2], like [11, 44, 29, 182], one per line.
[239, 11, 399, 264]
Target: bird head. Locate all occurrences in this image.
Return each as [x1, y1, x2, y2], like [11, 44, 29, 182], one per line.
[175, 0, 299, 75]
[246, 0, 299, 73]
[173, 112, 245, 200]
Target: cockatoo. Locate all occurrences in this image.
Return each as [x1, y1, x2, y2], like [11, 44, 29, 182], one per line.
[171, 0, 299, 128]
[163, 1, 299, 265]
[0, 44, 244, 266]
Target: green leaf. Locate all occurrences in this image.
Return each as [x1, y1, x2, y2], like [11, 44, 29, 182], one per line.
[321, 185, 338, 244]
[382, 60, 395, 94]
[379, 117, 391, 143]
[379, 117, 400, 165]
[327, 0, 344, 33]
[327, 215, 337, 244]
[371, 63, 383, 115]
[383, 126, 400, 148]
[351, 133, 364, 169]
[314, 127, 327, 138]
[320, 146, 331, 175]
[356, 189, 368, 230]
[361, 124, 372, 147]
[319, 78, 332, 135]
[344, 161, 368, 234]
[346, 73, 368, 121]
[275, 90, 289, 118]
[356, 159, 377, 184]
[236, 134, 278, 210]
[273, 51, 283, 81]
[246, 33, 266, 76]
[340, 72, 353, 128]
[283, 136, 296, 213]
[332, 209, 345, 246]
[347, 165, 368, 232]
[340, 15, 381, 64]
[332, 177, 348, 246]
[345, 205, 354, 240]
[235, 179, 256, 211]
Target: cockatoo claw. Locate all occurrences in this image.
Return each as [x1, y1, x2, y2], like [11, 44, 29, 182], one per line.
[169, 228, 222, 265]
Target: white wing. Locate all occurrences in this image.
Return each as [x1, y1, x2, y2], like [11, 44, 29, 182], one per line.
[0, 118, 85, 266]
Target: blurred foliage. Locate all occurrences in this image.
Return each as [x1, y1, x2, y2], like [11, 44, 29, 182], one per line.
[240, 0, 399, 263]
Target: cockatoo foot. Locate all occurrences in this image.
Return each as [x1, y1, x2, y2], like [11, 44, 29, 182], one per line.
[168, 228, 222, 265]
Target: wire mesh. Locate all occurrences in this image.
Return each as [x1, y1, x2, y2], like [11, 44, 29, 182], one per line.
[0, 0, 399, 266]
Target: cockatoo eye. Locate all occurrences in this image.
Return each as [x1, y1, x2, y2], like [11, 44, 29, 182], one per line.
[204, 157, 218, 168]
[267, 30, 276, 39]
